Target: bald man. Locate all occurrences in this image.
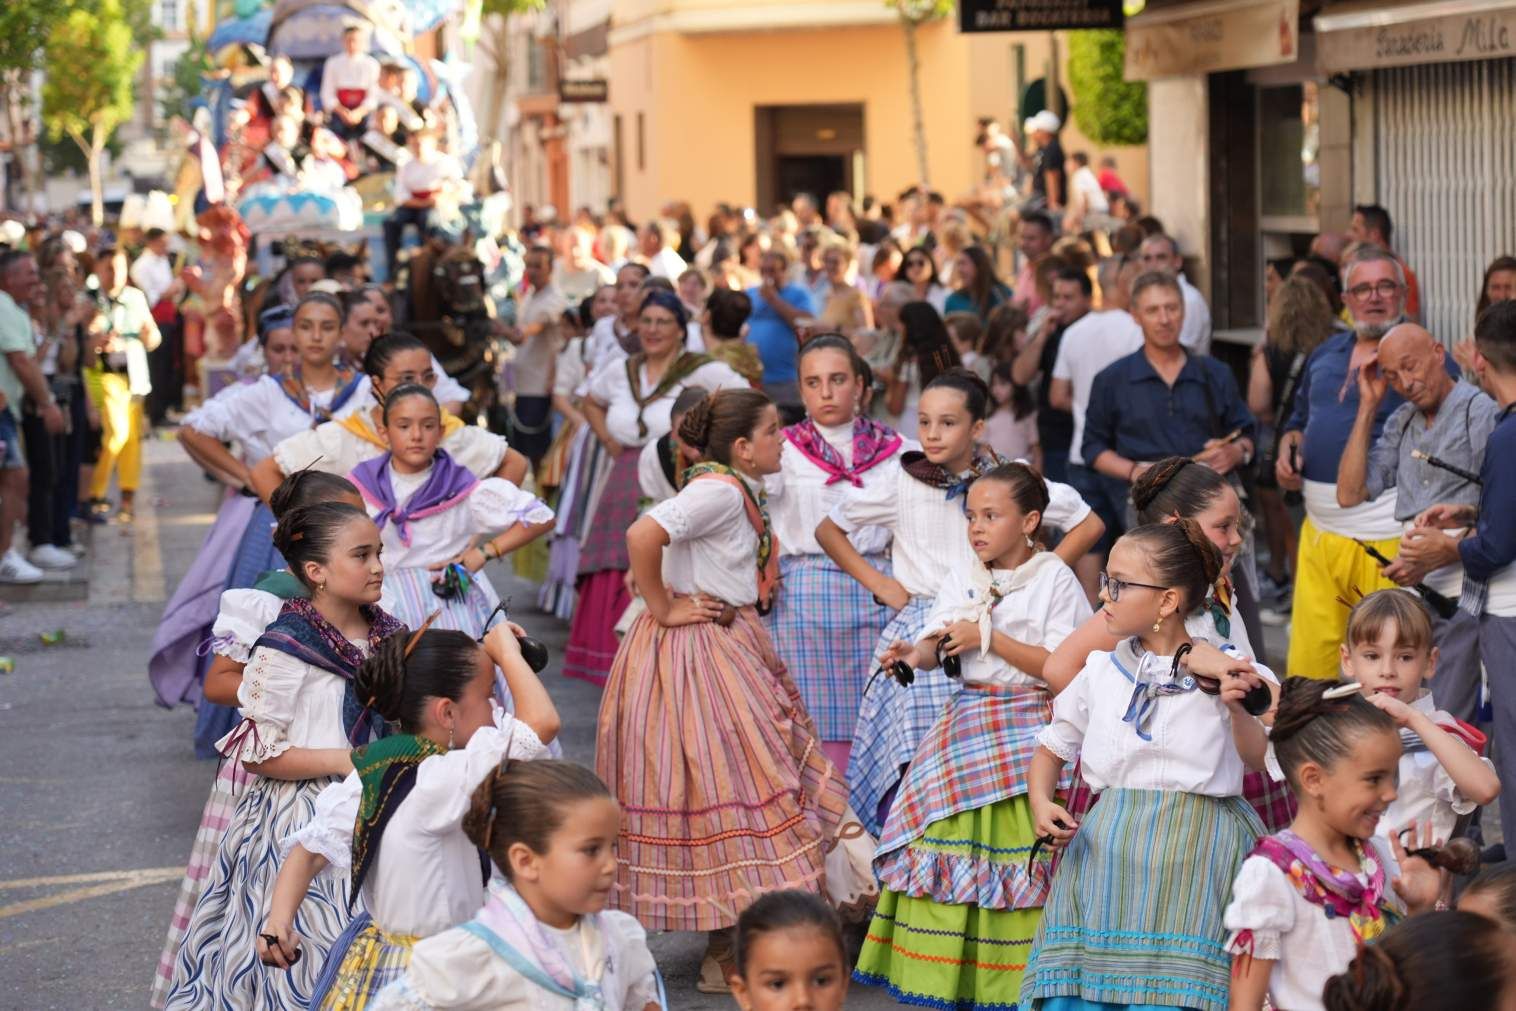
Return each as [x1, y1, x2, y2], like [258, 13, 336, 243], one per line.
[1337, 322, 1499, 718]
[1310, 230, 1349, 266]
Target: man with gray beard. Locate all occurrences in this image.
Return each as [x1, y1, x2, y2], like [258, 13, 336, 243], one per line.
[1276, 246, 1456, 677]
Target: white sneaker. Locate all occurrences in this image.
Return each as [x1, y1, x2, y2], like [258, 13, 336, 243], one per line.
[28, 545, 77, 570]
[0, 549, 44, 583]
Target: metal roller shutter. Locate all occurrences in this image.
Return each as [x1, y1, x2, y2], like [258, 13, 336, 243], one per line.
[1372, 58, 1516, 343]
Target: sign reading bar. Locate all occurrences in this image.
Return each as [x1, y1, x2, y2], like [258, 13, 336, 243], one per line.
[1125, 0, 1298, 80]
[1315, 3, 1516, 72]
[558, 78, 608, 103]
[959, 0, 1123, 33]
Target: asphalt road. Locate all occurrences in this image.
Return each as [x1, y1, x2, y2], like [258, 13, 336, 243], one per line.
[0, 434, 901, 1010]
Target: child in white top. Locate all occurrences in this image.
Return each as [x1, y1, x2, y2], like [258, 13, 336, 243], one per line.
[372, 761, 660, 1011]
[257, 622, 560, 1006]
[1225, 677, 1450, 1011]
[1021, 521, 1274, 1011]
[1337, 588, 1498, 846]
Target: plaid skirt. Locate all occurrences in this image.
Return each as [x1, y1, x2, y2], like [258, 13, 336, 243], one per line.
[764, 553, 894, 742]
[875, 683, 1058, 911]
[309, 912, 418, 1011]
[596, 605, 849, 932]
[848, 595, 956, 837]
[576, 446, 642, 576]
[1022, 788, 1264, 1011]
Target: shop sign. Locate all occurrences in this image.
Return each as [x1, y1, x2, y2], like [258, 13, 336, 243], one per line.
[959, 0, 1124, 32]
[1316, 3, 1516, 72]
[1124, 0, 1299, 80]
[558, 78, 608, 103]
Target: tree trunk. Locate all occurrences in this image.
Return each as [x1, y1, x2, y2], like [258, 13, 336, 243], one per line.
[902, 17, 929, 187]
[0, 74, 35, 212]
[76, 127, 105, 227]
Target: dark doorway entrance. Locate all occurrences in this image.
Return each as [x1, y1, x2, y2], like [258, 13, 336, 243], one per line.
[755, 104, 865, 216]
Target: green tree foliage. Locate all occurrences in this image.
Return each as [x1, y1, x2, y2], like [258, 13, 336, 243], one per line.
[42, 0, 145, 224]
[885, 0, 953, 187]
[159, 31, 216, 128]
[1066, 28, 1147, 146]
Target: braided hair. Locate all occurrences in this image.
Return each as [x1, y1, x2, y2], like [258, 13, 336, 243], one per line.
[1323, 911, 1512, 1011]
[272, 502, 371, 590]
[462, 760, 613, 878]
[352, 628, 481, 733]
[1121, 519, 1223, 614]
[1269, 676, 1398, 790]
[677, 389, 773, 465]
[269, 470, 360, 519]
[1131, 456, 1231, 524]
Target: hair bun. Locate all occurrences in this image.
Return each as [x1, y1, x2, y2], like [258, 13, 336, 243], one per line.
[676, 394, 716, 451]
[1173, 516, 1223, 588]
[353, 630, 410, 724]
[1324, 937, 1407, 1011]
[1131, 457, 1191, 513]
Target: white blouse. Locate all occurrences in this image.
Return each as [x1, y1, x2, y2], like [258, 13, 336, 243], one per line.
[765, 421, 896, 557]
[183, 376, 351, 466]
[273, 419, 509, 484]
[646, 475, 764, 606]
[364, 467, 554, 571]
[1039, 642, 1277, 797]
[1376, 692, 1489, 844]
[828, 456, 1092, 598]
[553, 338, 592, 401]
[636, 439, 678, 507]
[217, 640, 370, 764]
[372, 908, 659, 1011]
[286, 708, 548, 937]
[1223, 838, 1402, 1011]
[349, 361, 470, 412]
[586, 356, 748, 447]
[210, 588, 285, 662]
[922, 552, 1091, 687]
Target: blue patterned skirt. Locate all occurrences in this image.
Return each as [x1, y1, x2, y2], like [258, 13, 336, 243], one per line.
[764, 553, 894, 743]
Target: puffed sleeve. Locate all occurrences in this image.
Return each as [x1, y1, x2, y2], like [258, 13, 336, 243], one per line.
[468, 478, 554, 533]
[375, 928, 527, 1011]
[922, 574, 970, 635]
[443, 426, 510, 478]
[1041, 474, 1093, 533]
[411, 706, 547, 835]
[432, 356, 470, 406]
[688, 360, 751, 393]
[647, 479, 743, 544]
[217, 646, 309, 763]
[828, 468, 899, 533]
[273, 426, 335, 476]
[1223, 855, 1297, 961]
[183, 380, 260, 441]
[1040, 565, 1093, 654]
[210, 588, 285, 662]
[282, 771, 360, 868]
[1037, 661, 1095, 762]
[586, 356, 623, 405]
[554, 342, 588, 401]
[1431, 750, 1491, 817]
[605, 911, 660, 1009]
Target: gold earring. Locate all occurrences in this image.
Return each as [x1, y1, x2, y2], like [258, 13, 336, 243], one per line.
[317, 581, 326, 594]
[1152, 618, 1162, 632]
[448, 725, 455, 749]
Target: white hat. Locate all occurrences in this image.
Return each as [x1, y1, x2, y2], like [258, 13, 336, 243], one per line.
[61, 230, 87, 254]
[0, 220, 24, 246]
[1024, 110, 1062, 135]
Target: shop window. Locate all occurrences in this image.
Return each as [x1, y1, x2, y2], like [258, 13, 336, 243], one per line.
[1258, 82, 1319, 232]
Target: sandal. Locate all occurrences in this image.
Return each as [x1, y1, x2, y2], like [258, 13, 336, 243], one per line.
[695, 932, 736, 995]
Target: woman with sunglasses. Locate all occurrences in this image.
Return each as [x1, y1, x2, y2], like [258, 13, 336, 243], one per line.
[895, 247, 949, 315]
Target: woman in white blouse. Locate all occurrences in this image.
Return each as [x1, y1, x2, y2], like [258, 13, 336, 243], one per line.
[1020, 521, 1273, 1011]
[856, 464, 1091, 1011]
[762, 335, 903, 773]
[563, 288, 745, 685]
[348, 384, 554, 641]
[597, 388, 862, 995]
[153, 293, 368, 759]
[164, 501, 404, 1010]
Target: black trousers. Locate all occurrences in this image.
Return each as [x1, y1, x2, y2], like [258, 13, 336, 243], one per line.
[23, 381, 86, 548]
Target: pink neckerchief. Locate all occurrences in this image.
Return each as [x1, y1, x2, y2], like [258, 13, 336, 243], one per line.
[783, 416, 902, 487]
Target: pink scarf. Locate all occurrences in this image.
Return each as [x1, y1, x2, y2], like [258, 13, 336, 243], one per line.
[782, 416, 902, 487]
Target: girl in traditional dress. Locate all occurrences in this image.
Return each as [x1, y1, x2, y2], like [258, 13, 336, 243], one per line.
[1019, 521, 1273, 1011]
[816, 369, 1104, 835]
[150, 469, 363, 1008]
[598, 388, 863, 995]
[764, 334, 902, 773]
[154, 292, 368, 757]
[249, 334, 528, 499]
[164, 502, 403, 1009]
[349, 383, 554, 637]
[565, 289, 747, 684]
[371, 761, 662, 1011]
[1044, 457, 1293, 832]
[855, 463, 1091, 1010]
[1225, 677, 1447, 1011]
[257, 620, 560, 1009]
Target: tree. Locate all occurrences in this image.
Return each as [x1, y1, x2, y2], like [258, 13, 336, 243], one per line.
[159, 30, 216, 129]
[473, 0, 547, 151]
[42, 0, 143, 225]
[0, 0, 70, 210]
[886, 0, 953, 188]
[1067, 29, 1147, 146]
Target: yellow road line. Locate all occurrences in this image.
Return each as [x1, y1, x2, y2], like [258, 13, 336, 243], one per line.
[0, 866, 184, 920]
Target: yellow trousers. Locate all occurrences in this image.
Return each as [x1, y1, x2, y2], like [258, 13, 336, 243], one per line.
[1286, 516, 1400, 679]
[85, 369, 143, 498]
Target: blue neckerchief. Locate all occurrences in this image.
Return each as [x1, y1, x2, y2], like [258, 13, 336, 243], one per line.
[1114, 639, 1201, 741]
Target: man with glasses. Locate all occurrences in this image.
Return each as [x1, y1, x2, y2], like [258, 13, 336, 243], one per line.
[1276, 245, 1450, 678]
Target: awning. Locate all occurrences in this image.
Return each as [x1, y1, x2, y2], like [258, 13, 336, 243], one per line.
[1315, 0, 1516, 72]
[1124, 0, 1300, 80]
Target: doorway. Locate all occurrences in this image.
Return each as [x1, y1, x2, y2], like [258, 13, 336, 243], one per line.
[755, 104, 865, 216]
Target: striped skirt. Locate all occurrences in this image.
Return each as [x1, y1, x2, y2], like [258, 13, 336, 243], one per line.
[150, 758, 254, 1008]
[310, 912, 418, 1011]
[596, 605, 850, 932]
[764, 553, 894, 743]
[163, 773, 352, 1010]
[380, 565, 499, 637]
[848, 595, 955, 838]
[1063, 765, 1298, 841]
[1021, 788, 1264, 1011]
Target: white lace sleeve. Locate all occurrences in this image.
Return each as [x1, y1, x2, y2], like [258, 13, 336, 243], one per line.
[468, 478, 554, 533]
[1223, 856, 1297, 961]
[1037, 662, 1094, 762]
[647, 480, 742, 544]
[210, 589, 284, 662]
[216, 646, 310, 763]
[443, 427, 510, 478]
[282, 772, 360, 868]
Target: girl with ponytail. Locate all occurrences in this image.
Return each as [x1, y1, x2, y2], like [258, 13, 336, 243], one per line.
[1225, 675, 1454, 1010]
[1322, 912, 1516, 1011]
[600, 388, 864, 995]
[1020, 522, 1276, 1011]
[257, 620, 559, 1008]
